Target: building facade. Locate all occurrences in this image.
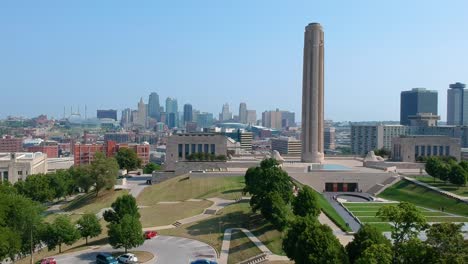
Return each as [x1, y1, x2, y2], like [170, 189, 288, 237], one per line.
[246, 110, 257, 125]
[447, 82, 468, 126]
[400, 88, 438, 125]
[239, 103, 247, 124]
[183, 104, 193, 124]
[148, 92, 161, 120]
[0, 152, 48, 184]
[324, 127, 336, 150]
[0, 136, 23, 153]
[219, 103, 232, 122]
[271, 137, 301, 155]
[351, 124, 410, 155]
[97, 109, 117, 121]
[262, 110, 282, 130]
[392, 136, 461, 162]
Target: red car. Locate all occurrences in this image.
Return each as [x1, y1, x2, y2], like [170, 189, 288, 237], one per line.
[144, 230, 158, 239]
[37, 258, 56, 264]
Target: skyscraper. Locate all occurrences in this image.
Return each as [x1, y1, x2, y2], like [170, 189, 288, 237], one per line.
[219, 103, 232, 121]
[246, 110, 257, 125]
[301, 23, 324, 163]
[148, 92, 161, 120]
[136, 97, 147, 127]
[183, 104, 193, 123]
[239, 103, 247, 124]
[165, 97, 178, 127]
[400, 88, 438, 125]
[447, 82, 468, 125]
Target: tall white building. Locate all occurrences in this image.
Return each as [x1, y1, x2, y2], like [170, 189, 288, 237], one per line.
[447, 82, 468, 125]
[219, 103, 232, 121]
[239, 103, 247, 124]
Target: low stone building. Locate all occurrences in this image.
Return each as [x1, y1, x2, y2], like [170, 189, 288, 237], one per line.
[392, 135, 460, 162]
[0, 152, 48, 184]
[270, 137, 301, 156]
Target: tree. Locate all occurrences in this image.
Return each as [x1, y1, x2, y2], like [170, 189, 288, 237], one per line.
[260, 192, 292, 231]
[374, 147, 391, 157]
[143, 162, 161, 174]
[104, 194, 141, 224]
[292, 186, 320, 218]
[425, 157, 442, 181]
[438, 162, 451, 182]
[70, 165, 93, 193]
[89, 152, 119, 197]
[448, 163, 467, 187]
[115, 148, 142, 171]
[42, 215, 80, 253]
[426, 223, 467, 263]
[377, 202, 428, 261]
[346, 224, 391, 264]
[354, 243, 392, 264]
[398, 238, 434, 264]
[0, 226, 21, 261]
[459, 160, 468, 171]
[77, 213, 102, 245]
[108, 214, 144, 253]
[15, 174, 55, 202]
[283, 216, 348, 264]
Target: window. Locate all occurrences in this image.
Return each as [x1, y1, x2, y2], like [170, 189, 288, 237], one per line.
[198, 144, 203, 153]
[17, 170, 22, 176]
[191, 144, 196, 154]
[421, 146, 425, 156]
[204, 144, 209, 153]
[185, 144, 190, 158]
[433, 146, 438, 156]
[415, 145, 419, 156]
[445, 146, 450, 156]
[3, 171, 8, 182]
[178, 144, 183, 158]
[210, 144, 215, 154]
[427, 145, 431, 156]
[439, 146, 444, 155]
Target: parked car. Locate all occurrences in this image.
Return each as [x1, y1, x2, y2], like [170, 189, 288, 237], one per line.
[190, 259, 217, 264]
[144, 230, 158, 239]
[117, 253, 138, 263]
[37, 258, 56, 264]
[96, 253, 119, 264]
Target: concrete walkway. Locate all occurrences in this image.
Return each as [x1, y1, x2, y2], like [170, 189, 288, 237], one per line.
[219, 228, 289, 264]
[404, 176, 468, 202]
[318, 213, 354, 246]
[323, 193, 361, 232]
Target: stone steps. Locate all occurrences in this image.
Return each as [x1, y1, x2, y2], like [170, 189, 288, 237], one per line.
[238, 253, 268, 264]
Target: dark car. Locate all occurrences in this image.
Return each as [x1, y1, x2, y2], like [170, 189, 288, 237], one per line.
[190, 259, 217, 264]
[96, 253, 119, 264]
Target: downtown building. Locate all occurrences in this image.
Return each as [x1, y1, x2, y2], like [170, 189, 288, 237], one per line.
[447, 82, 468, 125]
[73, 141, 150, 166]
[271, 137, 301, 156]
[351, 124, 409, 155]
[97, 109, 117, 121]
[400, 88, 438, 125]
[0, 152, 48, 184]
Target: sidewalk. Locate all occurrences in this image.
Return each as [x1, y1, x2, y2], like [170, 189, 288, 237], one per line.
[318, 213, 354, 246]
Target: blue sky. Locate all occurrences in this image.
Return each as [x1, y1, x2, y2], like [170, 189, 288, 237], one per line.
[1, 0, 467, 121]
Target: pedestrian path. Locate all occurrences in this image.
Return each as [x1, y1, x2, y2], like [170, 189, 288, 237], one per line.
[318, 213, 354, 246]
[219, 228, 289, 264]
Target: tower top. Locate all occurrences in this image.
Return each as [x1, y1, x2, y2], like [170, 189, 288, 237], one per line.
[306, 23, 322, 30]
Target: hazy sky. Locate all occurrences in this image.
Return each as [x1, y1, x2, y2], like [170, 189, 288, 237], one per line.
[1, 0, 468, 121]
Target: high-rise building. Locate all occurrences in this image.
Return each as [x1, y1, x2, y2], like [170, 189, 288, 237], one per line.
[447, 82, 468, 126]
[183, 104, 193, 123]
[219, 103, 232, 121]
[281, 111, 295, 127]
[135, 97, 147, 127]
[197, 112, 214, 128]
[400, 88, 438, 126]
[148, 92, 161, 120]
[167, 112, 177, 129]
[0, 136, 23, 152]
[246, 110, 257, 125]
[301, 23, 325, 163]
[165, 97, 178, 127]
[271, 137, 302, 156]
[351, 124, 409, 155]
[97, 109, 117, 121]
[120, 108, 132, 127]
[262, 110, 282, 130]
[324, 127, 336, 150]
[239, 103, 247, 124]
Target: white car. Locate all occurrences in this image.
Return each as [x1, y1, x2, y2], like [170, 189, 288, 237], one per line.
[117, 253, 138, 263]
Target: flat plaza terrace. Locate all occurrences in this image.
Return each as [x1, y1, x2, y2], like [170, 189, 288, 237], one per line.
[284, 158, 399, 194]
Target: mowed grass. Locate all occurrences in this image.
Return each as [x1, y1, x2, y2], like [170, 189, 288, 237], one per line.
[159, 201, 285, 256]
[61, 189, 129, 214]
[137, 175, 245, 204]
[378, 180, 468, 217]
[227, 230, 262, 264]
[139, 200, 213, 227]
[412, 176, 468, 196]
[365, 223, 393, 233]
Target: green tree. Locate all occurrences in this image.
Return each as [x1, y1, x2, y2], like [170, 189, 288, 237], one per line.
[374, 147, 391, 157]
[89, 152, 119, 197]
[0, 226, 21, 261]
[244, 158, 293, 213]
[115, 148, 142, 171]
[77, 213, 102, 245]
[399, 238, 434, 264]
[426, 223, 467, 263]
[459, 160, 468, 171]
[108, 214, 144, 253]
[282, 216, 348, 264]
[346, 224, 391, 264]
[448, 163, 467, 187]
[377, 202, 428, 261]
[15, 174, 55, 202]
[42, 215, 80, 253]
[438, 162, 451, 182]
[292, 185, 320, 218]
[103, 194, 140, 224]
[143, 162, 161, 174]
[260, 192, 292, 231]
[425, 157, 442, 181]
[70, 165, 93, 193]
[354, 243, 392, 264]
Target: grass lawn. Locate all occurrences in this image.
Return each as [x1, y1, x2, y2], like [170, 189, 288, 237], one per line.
[139, 200, 213, 227]
[137, 175, 245, 205]
[365, 223, 393, 233]
[61, 189, 129, 214]
[411, 176, 468, 196]
[378, 180, 468, 217]
[227, 230, 262, 264]
[159, 201, 285, 256]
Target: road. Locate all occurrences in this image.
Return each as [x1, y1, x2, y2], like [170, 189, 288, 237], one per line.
[53, 235, 217, 264]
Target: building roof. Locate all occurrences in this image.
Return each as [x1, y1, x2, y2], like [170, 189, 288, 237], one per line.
[0, 152, 45, 161]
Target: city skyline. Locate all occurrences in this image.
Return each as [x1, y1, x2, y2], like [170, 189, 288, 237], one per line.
[2, 1, 468, 121]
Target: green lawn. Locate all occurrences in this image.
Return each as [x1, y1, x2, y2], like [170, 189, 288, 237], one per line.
[378, 180, 468, 217]
[61, 189, 129, 214]
[137, 175, 245, 204]
[227, 230, 262, 264]
[365, 223, 393, 233]
[139, 200, 213, 227]
[411, 176, 468, 196]
[159, 201, 285, 256]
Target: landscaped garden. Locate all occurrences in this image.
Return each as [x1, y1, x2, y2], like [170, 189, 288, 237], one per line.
[410, 175, 468, 196]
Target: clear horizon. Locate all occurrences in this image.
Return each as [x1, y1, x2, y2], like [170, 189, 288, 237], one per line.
[1, 1, 468, 122]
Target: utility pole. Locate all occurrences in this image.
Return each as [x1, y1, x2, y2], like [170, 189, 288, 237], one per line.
[30, 226, 33, 264]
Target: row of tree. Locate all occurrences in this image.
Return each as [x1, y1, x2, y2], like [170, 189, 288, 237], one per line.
[243, 158, 468, 263]
[186, 152, 227, 161]
[425, 156, 467, 187]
